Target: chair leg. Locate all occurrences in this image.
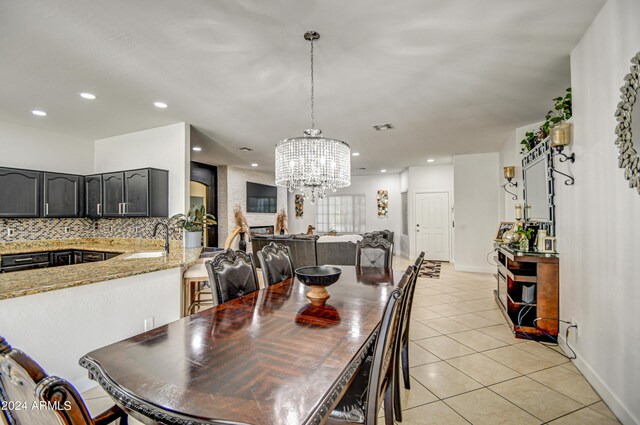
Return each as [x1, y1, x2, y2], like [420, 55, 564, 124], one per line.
[402, 342, 410, 389]
[384, 380, 394, 425]
[394, 361, 403, 422]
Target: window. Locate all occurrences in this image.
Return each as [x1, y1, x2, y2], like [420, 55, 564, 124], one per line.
[401, 191, 408, 236]
[317, 195, 366, 233]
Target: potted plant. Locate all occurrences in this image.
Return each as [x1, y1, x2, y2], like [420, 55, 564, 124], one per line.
[520, 88, 572, 154]
[172, 205, 217, 248]
[513, 224, 534, 251]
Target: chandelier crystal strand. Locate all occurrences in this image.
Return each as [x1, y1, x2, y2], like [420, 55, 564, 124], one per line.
[274, 31, 351, 203]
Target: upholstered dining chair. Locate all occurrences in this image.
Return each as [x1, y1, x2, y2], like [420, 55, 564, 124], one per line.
[256, 242, 294, 287]
[327, 283, 406, 425]
[205, 249, 259, 305]
[355, 237, 393, 269]
[0, 337, 127, 425]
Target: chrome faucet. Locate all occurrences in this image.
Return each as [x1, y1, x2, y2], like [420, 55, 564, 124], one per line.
[153, 222, 170, 255]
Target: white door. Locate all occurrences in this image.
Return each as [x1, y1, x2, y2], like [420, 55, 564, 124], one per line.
[415, 192, 450, 261]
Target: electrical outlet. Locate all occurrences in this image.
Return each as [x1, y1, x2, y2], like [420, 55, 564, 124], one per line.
[64, 226, 70, 233]
[570, 317, 580, 338]
[144, 317, 155, 332]
[6, 228, 14, 237]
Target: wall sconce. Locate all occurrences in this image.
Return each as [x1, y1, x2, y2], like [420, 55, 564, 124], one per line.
[550, 122, 575, 185]
[502, 166, 518, 200]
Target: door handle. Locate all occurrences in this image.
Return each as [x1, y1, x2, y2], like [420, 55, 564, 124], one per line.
[123, 202, 127, 215]
[118, 203, 123, 214]
[45, 203, 49, 216]
[97, 203, 101, 215]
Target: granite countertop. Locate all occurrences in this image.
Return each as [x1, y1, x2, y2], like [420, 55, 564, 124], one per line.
[0, 238, 201, 301]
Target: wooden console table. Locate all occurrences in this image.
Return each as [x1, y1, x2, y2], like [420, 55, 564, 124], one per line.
[494, 244, 559, 340]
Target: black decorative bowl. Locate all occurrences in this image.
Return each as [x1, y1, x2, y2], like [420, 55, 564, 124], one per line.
[295, 266, 342, 287]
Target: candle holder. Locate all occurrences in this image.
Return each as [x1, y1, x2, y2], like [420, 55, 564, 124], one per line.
[550, 122, 576, 185]
[502, 166, 518, 200]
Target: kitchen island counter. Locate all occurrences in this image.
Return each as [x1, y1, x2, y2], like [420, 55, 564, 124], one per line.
[0, 238, 200, 300]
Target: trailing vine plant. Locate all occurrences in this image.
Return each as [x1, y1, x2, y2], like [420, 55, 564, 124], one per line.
[520, 88, 572, 154]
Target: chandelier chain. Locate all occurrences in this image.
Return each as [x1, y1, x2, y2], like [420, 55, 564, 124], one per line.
[310, 38, 315, 129]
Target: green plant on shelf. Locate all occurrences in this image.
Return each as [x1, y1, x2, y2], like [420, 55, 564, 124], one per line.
[520, 87, 572, 154]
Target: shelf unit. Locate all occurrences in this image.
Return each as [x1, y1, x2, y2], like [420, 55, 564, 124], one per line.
[494, 245, 559, 340]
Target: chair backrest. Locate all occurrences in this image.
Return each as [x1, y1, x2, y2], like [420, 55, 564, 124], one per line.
[0, 337, 95, 425]
[365, 285, 405, 422]
[397, 265, 418, 343]
[205, 249, 259, 304]
[256, 242, 294, 287]
[355, 237, 393, 269]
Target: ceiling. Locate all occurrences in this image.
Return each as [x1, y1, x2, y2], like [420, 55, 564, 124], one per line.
[0, 0, 606, 174]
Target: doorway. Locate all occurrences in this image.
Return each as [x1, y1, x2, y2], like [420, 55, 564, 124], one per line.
[190, 161, 218, 247]
[415, 192, 451, 261]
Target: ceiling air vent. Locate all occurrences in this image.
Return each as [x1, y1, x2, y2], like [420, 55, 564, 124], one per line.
[238, 147, 253, 152]
[373, 123, 393, 131]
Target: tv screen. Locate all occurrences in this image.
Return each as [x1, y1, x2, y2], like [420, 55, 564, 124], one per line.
[246, 182, 277, 213]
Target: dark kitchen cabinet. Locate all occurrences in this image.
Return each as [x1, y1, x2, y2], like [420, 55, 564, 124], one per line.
[42, 173, 83, 218]
[50, 251, 74, 267]
[85, 174, 103, 218]
[102, 168, 168, 217]
[0, 167, 41, 218]
[102, 172, 125, 217]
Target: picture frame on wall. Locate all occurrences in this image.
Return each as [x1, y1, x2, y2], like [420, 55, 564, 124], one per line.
[495, 221, 515, 241]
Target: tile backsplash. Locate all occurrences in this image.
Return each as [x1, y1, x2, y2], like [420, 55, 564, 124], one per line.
[0, 217, 182, 242]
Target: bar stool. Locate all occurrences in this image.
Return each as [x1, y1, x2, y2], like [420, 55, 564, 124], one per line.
[182, 259, 212, 316]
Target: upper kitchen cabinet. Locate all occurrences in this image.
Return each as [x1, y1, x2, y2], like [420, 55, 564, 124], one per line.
[0, 167, 41, 218]
[42, 172, 84, 218]
[85, 174, 103, 218]
[102, 168, 168, 217]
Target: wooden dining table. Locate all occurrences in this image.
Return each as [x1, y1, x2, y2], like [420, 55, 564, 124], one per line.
[80, 265, 403, 425]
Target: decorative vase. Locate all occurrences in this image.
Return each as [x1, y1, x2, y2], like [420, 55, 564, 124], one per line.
[280, 229, 285, 235]
[519, 237, 529, 251]
[238, 232, 247, 252]
[184, 231, 203, 249]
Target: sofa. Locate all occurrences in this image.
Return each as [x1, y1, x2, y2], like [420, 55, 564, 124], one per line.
[251, 230, 395, 269]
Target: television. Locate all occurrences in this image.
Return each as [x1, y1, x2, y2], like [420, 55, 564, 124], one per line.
[246, 182, 277, 213]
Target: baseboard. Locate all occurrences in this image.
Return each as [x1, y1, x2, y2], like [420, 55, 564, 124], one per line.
[453, 264, 495, 274]
[558, 334, 638, 425]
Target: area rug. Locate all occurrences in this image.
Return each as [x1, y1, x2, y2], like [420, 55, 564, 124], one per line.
[418, 261, 441, 279]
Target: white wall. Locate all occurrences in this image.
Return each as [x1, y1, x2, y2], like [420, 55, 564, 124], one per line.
[0, 268, 182, 392]
[287, 173, 402, 246]
[94, 123, 190, 216]
[558, 1, 640, 423]
[407, 165, 455, 260]
[219, 166, 287, 248]
[453, 153, 500, 273]
[0, 119, 94, 174]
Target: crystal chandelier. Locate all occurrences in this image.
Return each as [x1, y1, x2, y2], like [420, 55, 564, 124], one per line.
[275, 31, 351, 203]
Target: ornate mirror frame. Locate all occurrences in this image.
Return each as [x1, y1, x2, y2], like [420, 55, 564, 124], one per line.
[614, 51, 640, 194]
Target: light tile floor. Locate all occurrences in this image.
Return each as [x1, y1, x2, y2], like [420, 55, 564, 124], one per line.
[82, 257, 620, 424]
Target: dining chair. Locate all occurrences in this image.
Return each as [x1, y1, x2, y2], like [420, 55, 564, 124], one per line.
[327, 283, 406, 425]
[0, 336, 127, 425]
[256, 242, 294, 287]
[205, 249, 259, 304]
[355, 237, 393, 269]
[393, 254, 424, 421]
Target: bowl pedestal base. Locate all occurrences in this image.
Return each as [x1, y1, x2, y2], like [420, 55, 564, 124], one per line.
[306, 285, 330, 306]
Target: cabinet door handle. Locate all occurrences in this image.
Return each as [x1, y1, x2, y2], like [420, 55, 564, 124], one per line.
[118, 203, 122, 214]
[123, 203, 127, 215]
[97, 203, 102, 215]
[14, 258, 34, 263]
[45, 203, 49, 216]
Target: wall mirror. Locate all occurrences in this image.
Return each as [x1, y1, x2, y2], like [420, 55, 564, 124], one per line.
[614, 51, 640, 194]
[523, 140, 555, 223]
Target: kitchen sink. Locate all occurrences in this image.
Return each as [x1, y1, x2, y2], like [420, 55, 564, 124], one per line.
[125, 251, 166, 260]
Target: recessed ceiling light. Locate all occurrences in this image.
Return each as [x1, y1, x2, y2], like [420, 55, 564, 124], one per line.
[192, 146, 202, 152]
[380, 169, 387, 173]
[251, 163, 258, 167]
[31, 110, 46, 116]
[373, 123, 394, 131]
[80, 92, 96, 100]
[154, 102, 168, 109]
[239, 147, 253, 152]
[427, 158, 435, 163]
[352, 152, 360, 156]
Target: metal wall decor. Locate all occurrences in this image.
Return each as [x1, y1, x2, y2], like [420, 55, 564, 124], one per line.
[377, 190, 389, 218]
[295, 194, 304, 218]
[614, 51, 640, 194]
